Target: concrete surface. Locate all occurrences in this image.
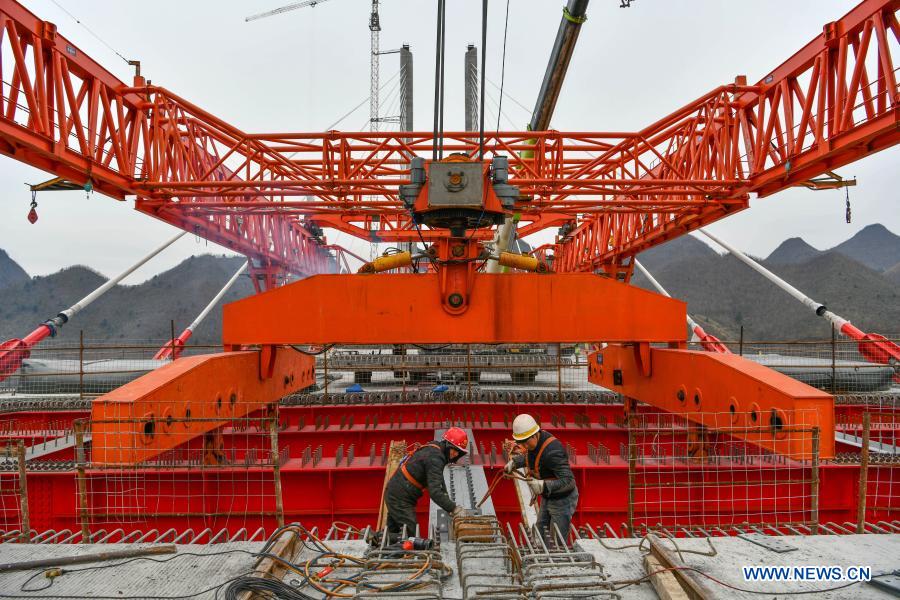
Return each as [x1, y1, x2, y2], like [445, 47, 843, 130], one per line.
[1, 534, 897, 599]
[579, 534, 900, 599]
[0, 542, 260, 599]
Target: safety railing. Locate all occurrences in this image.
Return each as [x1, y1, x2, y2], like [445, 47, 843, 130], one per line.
[0, 335, 220, 398]
[687, 333, 900, 393]
[2, 333, 895, 401]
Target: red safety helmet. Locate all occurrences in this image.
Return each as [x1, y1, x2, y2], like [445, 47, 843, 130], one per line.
[443, 427, 469, 454]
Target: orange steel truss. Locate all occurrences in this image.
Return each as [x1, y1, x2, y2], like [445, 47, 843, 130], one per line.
[547, 0, 900, 278]
[0, 0, 895, 284]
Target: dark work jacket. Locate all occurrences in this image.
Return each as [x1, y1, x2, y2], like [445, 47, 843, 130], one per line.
[390, 440, 456, 513]
[512, 430, 576, 499]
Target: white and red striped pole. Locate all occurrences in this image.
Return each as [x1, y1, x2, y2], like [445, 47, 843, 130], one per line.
[155, 261, 248, 360]
[699, 229, 900, 371]
[634, 259, 730, 354]
[0, 231, 186, 381]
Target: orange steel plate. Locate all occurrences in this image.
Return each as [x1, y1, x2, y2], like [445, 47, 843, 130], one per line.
[91, 349, 314, 464]
[222, 273, 687, 345]
[589, 345, 834, 459]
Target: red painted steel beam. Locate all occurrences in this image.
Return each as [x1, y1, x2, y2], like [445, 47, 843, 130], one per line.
[589, 345, 835, 459]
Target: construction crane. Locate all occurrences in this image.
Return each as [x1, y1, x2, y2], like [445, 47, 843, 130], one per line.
[245, 0, 330, 22]
[0, 0, 896, 465]
[488, 0, 592, 273]
[246, 0, 383, 132]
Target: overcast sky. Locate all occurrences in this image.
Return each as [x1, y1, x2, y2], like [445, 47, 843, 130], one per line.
[1, 0, 897, 279]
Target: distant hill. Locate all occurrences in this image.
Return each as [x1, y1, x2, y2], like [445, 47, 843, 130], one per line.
[0, 249, 28, 290]
[0, 255, 253, 344]
[637, 234, 717, 271]
[763, 224, 900, 272]
[766, 238, 822, 265]
[830, 224, 900, 272]
[634, 233, 900, 340]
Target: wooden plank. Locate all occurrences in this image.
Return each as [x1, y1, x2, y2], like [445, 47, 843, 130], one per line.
[376, 440, 407, 531]
[647, 534, 720, 600]
[239, 529, 299, 600]
[643, 552, 690, 600]
[513, 476, 537, 527]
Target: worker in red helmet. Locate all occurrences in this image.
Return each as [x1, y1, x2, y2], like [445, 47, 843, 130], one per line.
[384, 427, 472, 539]
[504, 413, 577, 548]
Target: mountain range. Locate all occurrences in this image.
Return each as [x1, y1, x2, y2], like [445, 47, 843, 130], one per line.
[0, 255, 253, 344]
[633, 224, 900, 340]
[766, 223, 900, 271]
[1, 224, 898, 343]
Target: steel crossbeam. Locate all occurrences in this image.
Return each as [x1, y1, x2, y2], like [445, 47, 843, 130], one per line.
[590, 345, 836, 459]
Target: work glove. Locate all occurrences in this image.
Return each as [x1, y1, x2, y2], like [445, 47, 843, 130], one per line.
[504, 459, 516, 474]
[527, 478, 545, 496]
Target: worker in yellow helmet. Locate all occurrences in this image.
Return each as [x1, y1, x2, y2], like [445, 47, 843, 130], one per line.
[504, 413, 578, 547]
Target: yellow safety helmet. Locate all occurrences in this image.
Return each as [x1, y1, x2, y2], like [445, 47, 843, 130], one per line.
[512, 413, 540, 441]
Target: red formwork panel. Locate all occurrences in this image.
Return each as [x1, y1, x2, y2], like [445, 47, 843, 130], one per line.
[204, 424, 627, 461]
[1, 397, 895, 539]
[19, 471, 79, 534]
[818, 465, 864, 524]
[0, 411, 85, 434]
[275, 402, 626, 431]
[1, 400, 887, 439]
[0, 403, 625, 432]
[865, 465, 900, 524]
[5, 456, 885, 540]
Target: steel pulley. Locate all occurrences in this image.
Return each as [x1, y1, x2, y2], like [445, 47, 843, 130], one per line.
[27, 191, 38, 224]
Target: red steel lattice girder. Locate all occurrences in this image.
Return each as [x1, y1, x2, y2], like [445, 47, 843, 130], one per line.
[0, 0, 894, 279]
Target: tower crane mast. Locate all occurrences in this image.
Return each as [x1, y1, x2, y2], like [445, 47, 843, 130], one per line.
[370, 0, 380, 132]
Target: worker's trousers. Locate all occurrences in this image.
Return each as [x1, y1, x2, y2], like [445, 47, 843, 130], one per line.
[535, 487, 579, 548]
[385, 477, 421, 540]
